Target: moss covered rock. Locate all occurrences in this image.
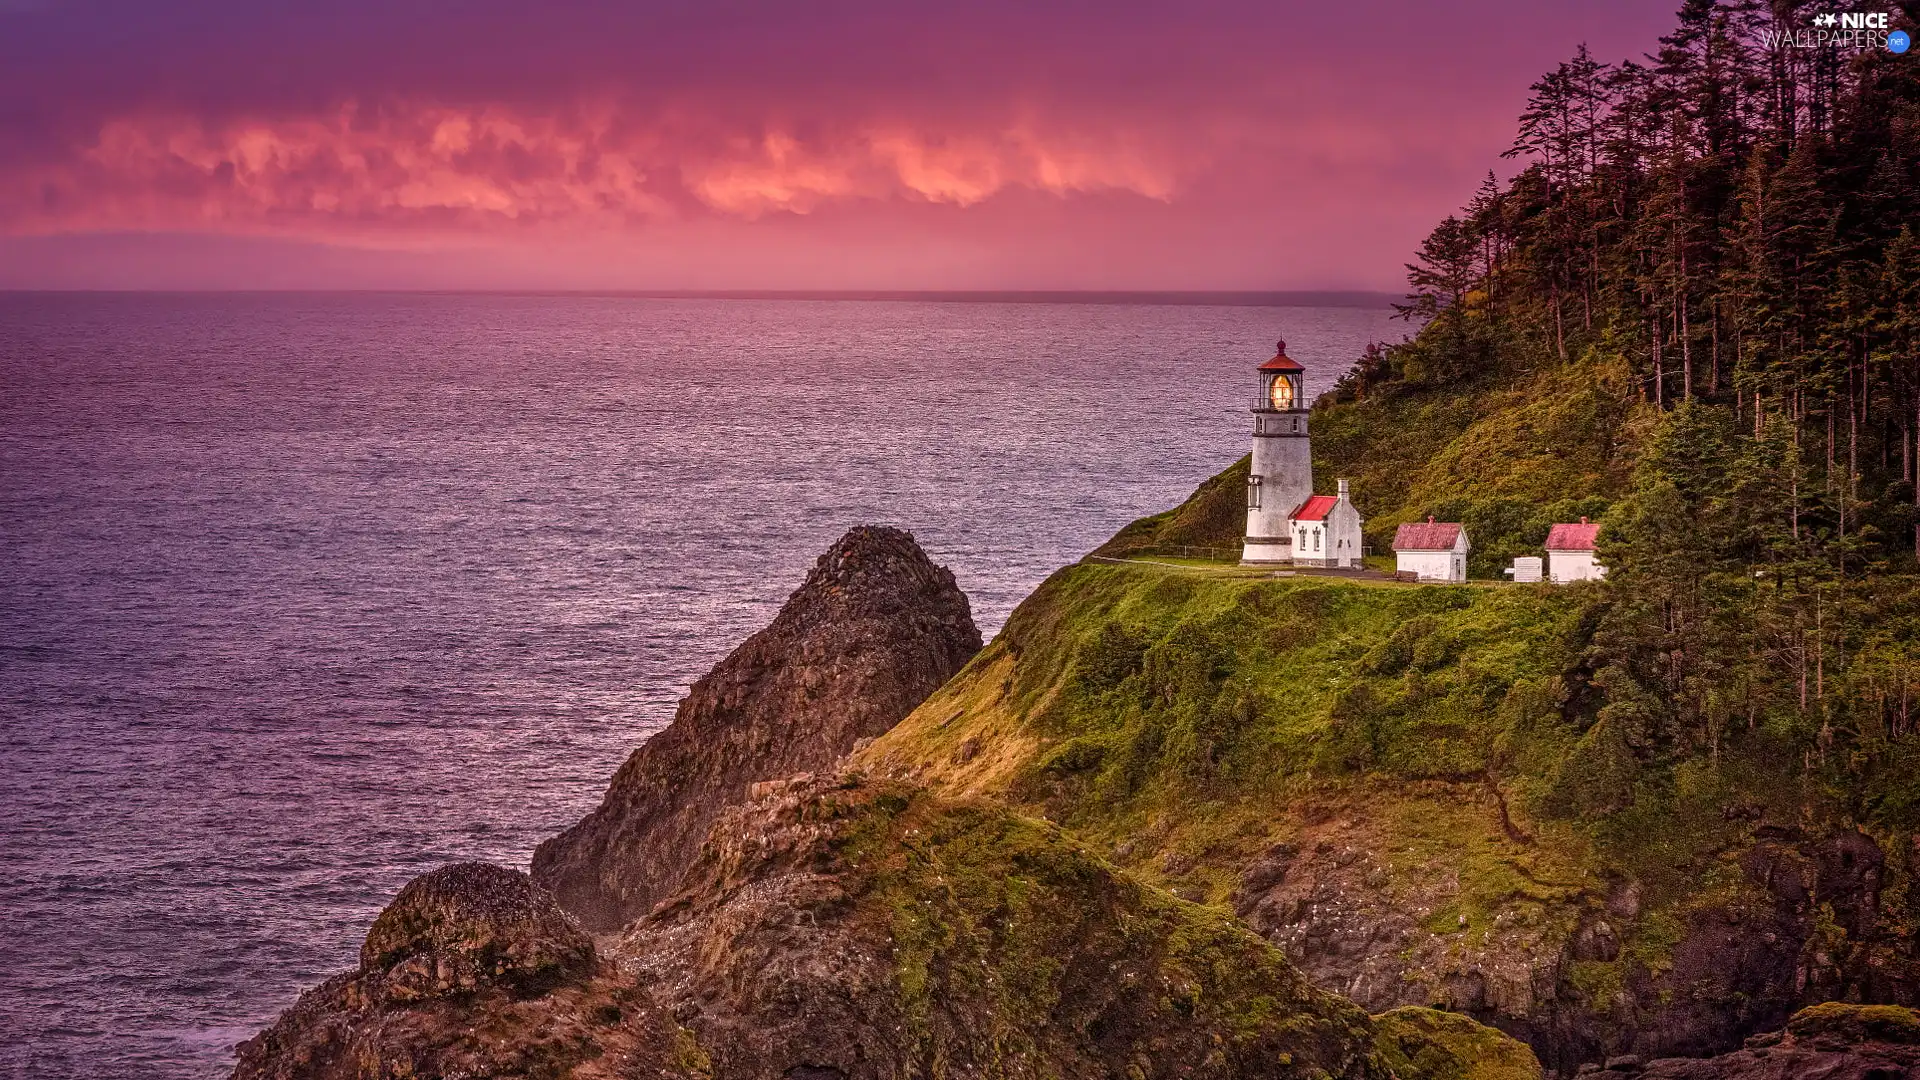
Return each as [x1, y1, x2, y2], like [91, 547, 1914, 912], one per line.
[360, 861, 595, 1000]
[233, 863, 706, 1080]
[1785, 1003, 1920, 1049]
[623, 775, 1417, 1080]
[1370, 1007, 1542, 1080]
[1582, 1002, 1920, 1078]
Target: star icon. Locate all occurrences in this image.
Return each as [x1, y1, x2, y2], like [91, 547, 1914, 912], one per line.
[1813, 12, 1837, 26]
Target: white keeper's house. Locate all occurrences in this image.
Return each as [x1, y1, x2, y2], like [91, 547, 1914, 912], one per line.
[1392, 517, 1470, 582]
[1545, 518, 1605, 582]
[1289, 479, 1364, 568]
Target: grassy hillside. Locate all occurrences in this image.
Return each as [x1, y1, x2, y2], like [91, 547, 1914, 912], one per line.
[865, 565, 1613, 916]
[1314, 358, 1651, 576]
[868, 565, 1597, 880]
[907, 3, 1920, 1065]
[859, 490, 1920, 1065]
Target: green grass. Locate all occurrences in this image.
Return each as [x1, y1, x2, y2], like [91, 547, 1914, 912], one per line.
[867, 563, 1603, 907]
[859, 536, 1801, 1030]
[861, 346, 1909, 1052]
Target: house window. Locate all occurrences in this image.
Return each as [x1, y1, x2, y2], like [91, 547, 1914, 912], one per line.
[1246, 475, 1262, 509]
[1313, 530, 1321, 552]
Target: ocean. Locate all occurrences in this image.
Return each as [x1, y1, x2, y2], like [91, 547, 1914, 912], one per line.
[0, 292, 1398, 1078]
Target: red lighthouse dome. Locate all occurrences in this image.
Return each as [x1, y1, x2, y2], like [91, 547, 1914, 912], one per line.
[1258, 340, 1304, 373]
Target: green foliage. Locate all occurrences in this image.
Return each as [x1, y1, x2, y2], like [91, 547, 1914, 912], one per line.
[1370, 1007, 1543, 1080]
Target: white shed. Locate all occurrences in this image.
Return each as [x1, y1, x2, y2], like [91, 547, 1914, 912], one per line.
[1545, 518, 1605, 583]
[1287, 478, 1365, 568]
[1392, 517, 1470, 582]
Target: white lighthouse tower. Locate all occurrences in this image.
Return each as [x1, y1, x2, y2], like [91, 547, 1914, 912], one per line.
[1241, 340, 1315, 564]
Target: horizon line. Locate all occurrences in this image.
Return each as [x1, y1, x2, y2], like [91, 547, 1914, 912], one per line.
[0, 288, 1402, 308]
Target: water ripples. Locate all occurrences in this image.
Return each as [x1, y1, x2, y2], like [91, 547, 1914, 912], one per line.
[0, 293, 1395, 1077]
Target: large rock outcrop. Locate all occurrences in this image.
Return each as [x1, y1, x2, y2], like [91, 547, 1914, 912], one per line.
[533, 526, 981, 930]
[1581, 1003, 1920, 1079]
[234, 789, 1547, 1080]
[231, 863, 709, 1080]
[620, 774, 1526, 1080]
[1227, 817, 1919, 1072]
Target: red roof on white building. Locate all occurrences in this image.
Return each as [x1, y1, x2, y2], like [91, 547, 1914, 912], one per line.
[1545, 519, 1601, 551]
[1392, 518, 1464, 551]
[1290, 495, 1338, 522]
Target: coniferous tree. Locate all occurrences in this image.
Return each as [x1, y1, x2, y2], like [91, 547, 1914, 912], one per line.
[1362, 1, 1920, 802]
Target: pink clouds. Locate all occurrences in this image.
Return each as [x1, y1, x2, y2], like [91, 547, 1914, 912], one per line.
[0, 0, 1686, 289]
[4, 102, 1186, 237]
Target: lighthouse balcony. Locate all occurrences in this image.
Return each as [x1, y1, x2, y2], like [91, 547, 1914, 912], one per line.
[1251, 412, 1307, 436]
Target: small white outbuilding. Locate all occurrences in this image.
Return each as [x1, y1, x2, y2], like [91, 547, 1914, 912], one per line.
[1287, 478, 1365, 568]
[1392, 517, 1470, 582]
[1505, 556, 1543, 583]
[1545, 518, 1605, 583]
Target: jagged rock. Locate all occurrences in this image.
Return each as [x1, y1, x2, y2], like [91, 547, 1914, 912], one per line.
[359, 862, 594, 1000]
[1227, 812, 1907, 1072]
[1584, 1003, 1920, 1079]
[533, 526, 981, 930]
[231, 863, 709, 1080]
[616, 775, 1438, 1080]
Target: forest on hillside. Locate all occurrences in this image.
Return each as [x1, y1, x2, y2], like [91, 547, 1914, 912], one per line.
[1335, 2, 1920, 829]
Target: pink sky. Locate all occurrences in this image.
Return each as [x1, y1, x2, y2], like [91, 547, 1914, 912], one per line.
[0, 0, 1679, 290]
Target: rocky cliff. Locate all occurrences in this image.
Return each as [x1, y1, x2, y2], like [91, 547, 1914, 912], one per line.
[236, 782, 1542, 1080]
[1223, 802, 1915, 1070]
[230, 862, 709, 1080]
[533, 526, 981, 930]
[238, 489, 1920, 1079]
[621, 774, 1443, 1080]
[1579, 1003, 1920, 1079]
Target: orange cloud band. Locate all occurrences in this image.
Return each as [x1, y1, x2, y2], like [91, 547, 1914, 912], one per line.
[2, 102, 1186, 238]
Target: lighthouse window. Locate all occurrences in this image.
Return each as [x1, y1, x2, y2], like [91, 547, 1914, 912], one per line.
[1291, 417, 1299, 432]
[1246, 475, 1261, 509]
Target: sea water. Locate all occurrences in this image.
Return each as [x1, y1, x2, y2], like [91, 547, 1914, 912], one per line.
[0, 293, 1396, 1077]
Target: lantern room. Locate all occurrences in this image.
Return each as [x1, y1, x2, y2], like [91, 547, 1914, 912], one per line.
[1256, 340, 1304, 412]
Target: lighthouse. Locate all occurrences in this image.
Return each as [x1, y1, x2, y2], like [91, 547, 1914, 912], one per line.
[1241, 340, 1315, 564]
